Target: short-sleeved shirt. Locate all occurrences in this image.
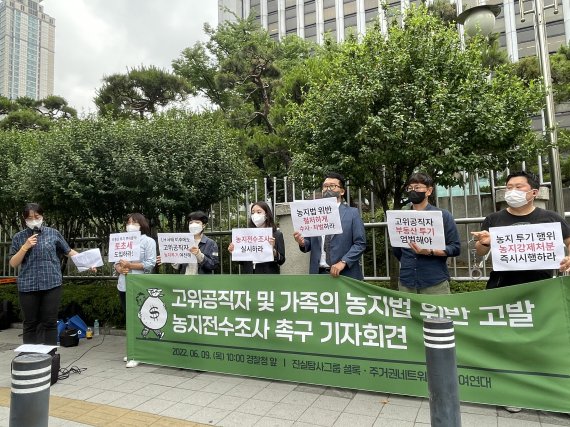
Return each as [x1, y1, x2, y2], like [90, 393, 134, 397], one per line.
[482, 207, 570, 287]
[9, 226, 71, 293]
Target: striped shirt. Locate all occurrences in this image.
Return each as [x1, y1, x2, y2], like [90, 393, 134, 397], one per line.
[9, 226, 71, 292]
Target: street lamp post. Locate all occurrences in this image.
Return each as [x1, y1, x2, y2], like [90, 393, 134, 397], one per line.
[457, 0, 565, 216]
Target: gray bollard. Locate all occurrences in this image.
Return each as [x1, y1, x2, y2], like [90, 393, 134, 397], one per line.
[423, 317, 462, 427]
[10, 353, 52, 427]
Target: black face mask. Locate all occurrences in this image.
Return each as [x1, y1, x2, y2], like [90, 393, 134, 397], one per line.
[408, 191, 426, 205]
[322, 190, 341, 199]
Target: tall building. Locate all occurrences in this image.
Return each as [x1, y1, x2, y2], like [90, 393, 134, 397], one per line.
[219, 0, 570, 129]
[218, 0, 570, 61]
[0, 0, 55, 100]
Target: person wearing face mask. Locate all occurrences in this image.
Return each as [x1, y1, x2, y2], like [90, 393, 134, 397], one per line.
[472, 170, 570, 290]
[293, 172, 366, 279]
[392, 173, 461, 294]
[8, 203, 82, 345]
[114, 213, 156, 368]
[171, 211, 219, 275]
[228, 202, 285, 274]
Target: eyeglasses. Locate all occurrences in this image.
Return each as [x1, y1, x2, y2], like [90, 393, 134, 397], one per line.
[322, 184, 342, 191]
[406, 185, 428, 192]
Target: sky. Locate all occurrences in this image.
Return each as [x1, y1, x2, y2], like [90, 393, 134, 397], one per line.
[41, 1, 219, 115]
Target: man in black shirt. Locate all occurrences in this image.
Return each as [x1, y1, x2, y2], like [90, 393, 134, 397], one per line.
[472, 171, 570, 289]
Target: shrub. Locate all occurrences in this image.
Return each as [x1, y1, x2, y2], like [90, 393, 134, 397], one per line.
[0, 280, 125, 329]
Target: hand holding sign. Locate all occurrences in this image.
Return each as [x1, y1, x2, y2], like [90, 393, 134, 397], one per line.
[489, 223, 565, 271]
[290, 198, 342, 237]
[231, 228, 273, 262]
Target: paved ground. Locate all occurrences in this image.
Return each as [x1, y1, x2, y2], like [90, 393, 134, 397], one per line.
[0, 327, 569, 426]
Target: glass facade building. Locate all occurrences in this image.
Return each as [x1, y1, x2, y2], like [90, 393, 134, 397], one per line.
[0, 0, 55, 100]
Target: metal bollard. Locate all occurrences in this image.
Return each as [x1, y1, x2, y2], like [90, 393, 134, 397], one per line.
[423, 317, 462, 427]
[10, 353, 52, 427]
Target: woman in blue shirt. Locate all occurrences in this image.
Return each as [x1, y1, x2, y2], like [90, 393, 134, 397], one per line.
[9, 203, 80, 345]
[114, 213, 156, 367]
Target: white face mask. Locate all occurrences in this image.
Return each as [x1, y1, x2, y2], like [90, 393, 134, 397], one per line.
[251, 213, 266, 227]
[26, 218, 43, 229]
[505, 189, 532, 208]
[126, 224, 140, 232]
[188, 223, 203, 235]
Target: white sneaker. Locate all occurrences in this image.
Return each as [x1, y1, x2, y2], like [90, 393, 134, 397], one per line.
[505, 406, 522, 413]
[126, 360, 139, 368]
[123, 356, 128, 362]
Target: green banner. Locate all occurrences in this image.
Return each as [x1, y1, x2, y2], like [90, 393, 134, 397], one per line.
[126, 274, 570, 412]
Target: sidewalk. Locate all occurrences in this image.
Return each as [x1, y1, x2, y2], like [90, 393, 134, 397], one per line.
[0, 327, 568, 427]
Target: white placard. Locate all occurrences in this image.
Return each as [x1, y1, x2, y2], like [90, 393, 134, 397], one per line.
[290, 198, 343, 238]
[489, 223, 565, 271]
[386, 210, 445, 250]
[231, 228, 274, 262]
[157, 233, 197, 264]
[71, 249, 104, 272]
[108, 231, 141, 262]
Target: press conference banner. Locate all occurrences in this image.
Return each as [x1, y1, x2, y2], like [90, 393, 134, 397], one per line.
[126, 274, 570, 412]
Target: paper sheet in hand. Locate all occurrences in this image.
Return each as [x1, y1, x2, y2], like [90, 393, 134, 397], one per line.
[71, 248, 103, 271]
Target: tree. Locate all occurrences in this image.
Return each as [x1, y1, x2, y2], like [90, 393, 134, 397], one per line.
[172, 16, 316, 175]
[94, 65, 192, 119]
[0, 95, 76, 130]
[1, 111, 253, 238]
[287, 6, 545, 212]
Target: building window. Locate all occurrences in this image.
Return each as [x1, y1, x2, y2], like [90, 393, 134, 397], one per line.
[268, 0, 278, 14]
[343, 1, 357, 15]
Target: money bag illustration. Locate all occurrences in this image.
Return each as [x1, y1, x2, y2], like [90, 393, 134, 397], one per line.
[138, 288, 168, 339]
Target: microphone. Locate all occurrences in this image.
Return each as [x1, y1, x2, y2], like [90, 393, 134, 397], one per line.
[32, 226, 41, 236]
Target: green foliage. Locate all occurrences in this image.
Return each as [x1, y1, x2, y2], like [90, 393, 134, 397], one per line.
[94, 65, 192, 119]
[287, 6, 545, 212]
[0, 111, 253, 237]
[479, 33, 510, 71]
[0, 282, 125, 328]
[513, 43, 570, 103]
[427, 0, 458, 24]
[0, 95, 76, 131]
[172, 16, 317, 176]
[0, 109, 51, 131]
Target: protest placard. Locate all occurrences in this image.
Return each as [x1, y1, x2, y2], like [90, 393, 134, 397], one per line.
[108, 231, 141, 262]
[290, 198, 342, 237]
[386, 210, 445, 250]
[231, 228, 273, 262]
[489, 222, 564, 271]
[157, 233, 197, 264]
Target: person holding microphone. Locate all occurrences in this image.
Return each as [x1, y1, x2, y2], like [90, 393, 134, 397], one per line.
[9, 203, 81, 345]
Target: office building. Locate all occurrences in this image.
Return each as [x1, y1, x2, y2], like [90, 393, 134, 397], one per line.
[219, 0, 570, 129]
[0, 0, 55, 100]
[218, 0, 570, 60]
